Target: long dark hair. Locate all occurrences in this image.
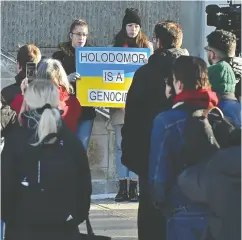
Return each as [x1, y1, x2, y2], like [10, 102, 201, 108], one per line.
[113, 28, 150, 48]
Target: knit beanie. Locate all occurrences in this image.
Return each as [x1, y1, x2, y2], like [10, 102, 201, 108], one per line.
[122, 8, 141, 29]
[208, 61, 236, 94]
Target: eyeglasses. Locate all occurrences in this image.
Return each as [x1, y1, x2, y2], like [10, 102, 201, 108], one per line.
[71, 32, 88, 37]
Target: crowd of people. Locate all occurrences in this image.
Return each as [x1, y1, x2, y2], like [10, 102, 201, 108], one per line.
[1, 7, 241, 240]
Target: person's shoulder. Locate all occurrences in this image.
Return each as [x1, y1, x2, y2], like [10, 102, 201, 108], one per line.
[52, 50, 65, 60]
[1, 82, 16, 94]
[154, 107, 187, 129]
[134, 62, 151, 75]
[61, 127, 83, 147]
[85, 43, 94, 47]
[3, 122, 24, 146]
[1, 83, 20, 105]
[209, 60, 229, 70]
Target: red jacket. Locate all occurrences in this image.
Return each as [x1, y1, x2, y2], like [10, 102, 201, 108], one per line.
[10, 87, 81, 133]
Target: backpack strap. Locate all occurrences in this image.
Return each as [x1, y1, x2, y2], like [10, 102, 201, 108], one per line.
[202, 107, 224, 119]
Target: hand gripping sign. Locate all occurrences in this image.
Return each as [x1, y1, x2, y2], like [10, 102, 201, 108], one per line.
[75, 47, 150, 108]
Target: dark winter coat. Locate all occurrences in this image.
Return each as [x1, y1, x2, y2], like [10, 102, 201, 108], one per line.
[1, 71, 25, 106]
[202, 146, 241, 240]
[52, 41, 96, 121]
[121, 48, 189, 177]
[1, 112, 92, 240]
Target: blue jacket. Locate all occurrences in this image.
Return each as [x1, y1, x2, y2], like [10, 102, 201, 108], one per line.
[219, 99, 241, 128]
[148, 103, 206, 212]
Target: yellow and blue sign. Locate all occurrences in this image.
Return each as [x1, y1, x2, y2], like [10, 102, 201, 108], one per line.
[75, 47, 150, 108]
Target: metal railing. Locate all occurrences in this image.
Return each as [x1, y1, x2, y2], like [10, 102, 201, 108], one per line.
[0, 48, 17, 64]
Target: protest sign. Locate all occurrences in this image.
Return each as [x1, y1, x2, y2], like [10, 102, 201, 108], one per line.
[76, 47, 150, 108]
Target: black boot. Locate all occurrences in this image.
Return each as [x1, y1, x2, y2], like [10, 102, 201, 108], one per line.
[129, 180, 139, 202]
[115, 179, 129, 202]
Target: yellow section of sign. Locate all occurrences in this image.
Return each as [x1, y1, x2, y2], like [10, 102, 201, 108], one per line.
[76, 76, 133, 108]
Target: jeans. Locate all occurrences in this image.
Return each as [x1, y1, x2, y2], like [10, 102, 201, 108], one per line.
[77, 120, 94, 151]
[167, 210, 207, 240]
[114, 124, 137, 179]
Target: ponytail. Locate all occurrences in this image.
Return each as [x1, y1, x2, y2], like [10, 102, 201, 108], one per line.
[32, 108, 61, 146]
[21, 79, 61, 146]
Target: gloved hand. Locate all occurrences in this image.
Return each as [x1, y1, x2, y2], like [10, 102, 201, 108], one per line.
[67, 72, 81, 83]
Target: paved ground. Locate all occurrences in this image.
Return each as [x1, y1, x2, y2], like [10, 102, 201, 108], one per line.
[79, 200, 138, 240]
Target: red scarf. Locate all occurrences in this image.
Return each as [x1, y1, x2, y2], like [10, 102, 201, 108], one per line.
[174, 89, 219, 108]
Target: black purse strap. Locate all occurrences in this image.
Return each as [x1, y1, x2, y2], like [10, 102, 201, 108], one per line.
[86, 216, 94, 235]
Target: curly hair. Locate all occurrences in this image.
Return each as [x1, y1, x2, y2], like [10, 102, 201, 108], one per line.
[206, 30, 236, 57]
[154, 21, 183, 49]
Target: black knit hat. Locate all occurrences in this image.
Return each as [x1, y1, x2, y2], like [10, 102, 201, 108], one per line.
[122, 8, 141, 29]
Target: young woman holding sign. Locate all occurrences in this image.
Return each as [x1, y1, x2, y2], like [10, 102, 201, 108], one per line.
[52, 19, 95, 151]
[111, 8, 153, 202]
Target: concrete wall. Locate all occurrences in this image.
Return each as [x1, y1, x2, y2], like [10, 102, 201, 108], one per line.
[1, 1, 180, 50]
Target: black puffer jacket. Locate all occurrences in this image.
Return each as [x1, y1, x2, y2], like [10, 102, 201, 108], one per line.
[52, 41, 96, 121]
[121, 48, 189, 176]
[1, 113, 92, 240]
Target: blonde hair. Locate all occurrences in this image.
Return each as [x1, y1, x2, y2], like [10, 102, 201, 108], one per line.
[19, 80, 61, 146]
[37, 58, 74, 94]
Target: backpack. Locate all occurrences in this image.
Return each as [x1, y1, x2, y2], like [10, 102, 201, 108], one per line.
[177, 106, 238, 203]
[179, 106, 236, 170]
[16, 132, 82, 226]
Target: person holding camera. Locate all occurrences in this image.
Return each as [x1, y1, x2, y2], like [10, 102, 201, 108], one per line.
[52, 19, 95, 151]
[9, 58, 82, 135]
[1, 44, 41, 107]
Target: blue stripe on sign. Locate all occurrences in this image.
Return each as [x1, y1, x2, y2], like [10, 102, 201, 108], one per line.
[75, 47, 150, 77]
[76, 63, 141, 77]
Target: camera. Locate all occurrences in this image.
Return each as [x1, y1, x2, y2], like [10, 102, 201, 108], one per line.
[26, 62, 37, 82]
[206, 0, 241, 56]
